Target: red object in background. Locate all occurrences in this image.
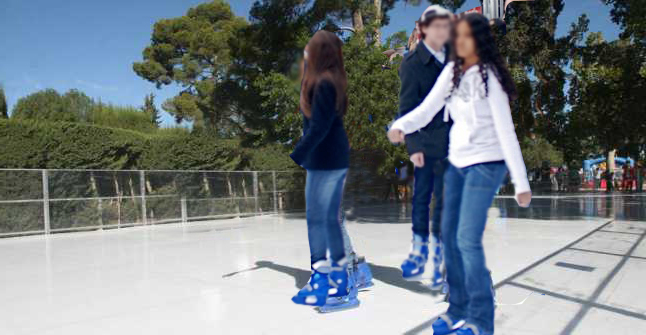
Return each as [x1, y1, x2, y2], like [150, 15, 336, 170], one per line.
[463, 6, 482, 15]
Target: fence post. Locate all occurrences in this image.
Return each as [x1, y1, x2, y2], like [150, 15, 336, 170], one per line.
[272, 171, 278, 213]
[42, 170, 50, 235]
[140, 170, 147, 225]
[181, 196, 187, 224]
[253, 171, 259, 214]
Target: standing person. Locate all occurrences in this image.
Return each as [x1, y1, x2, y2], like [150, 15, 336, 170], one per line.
[388, 14, 531, 335]
[397, 5, 453, 291]
[595, 167, 602, 191]
[637, 164, 644, 192]
[290, 30, 353, 308]
[298, 44, 373, 313]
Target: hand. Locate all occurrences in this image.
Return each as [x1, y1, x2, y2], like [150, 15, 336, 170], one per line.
[387, 128, 405, 144]
[516, 192, 532, 208]
[410, 152, 425, 168]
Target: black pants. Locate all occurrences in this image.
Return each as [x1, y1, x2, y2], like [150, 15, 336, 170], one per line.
[411, 158, 447, 239]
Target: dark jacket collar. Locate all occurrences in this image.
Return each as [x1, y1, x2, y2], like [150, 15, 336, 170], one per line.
[416, 42, 450, 66]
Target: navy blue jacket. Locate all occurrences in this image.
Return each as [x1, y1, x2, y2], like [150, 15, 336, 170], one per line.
[398, 43, 452, 159]
[290, 80, 349, 170]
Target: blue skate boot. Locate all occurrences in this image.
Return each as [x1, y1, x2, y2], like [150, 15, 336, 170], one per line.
[292, 260, 330, 307]
[318, 258, 360, 313]
[355, 256, 374, 290]
[401, 234, 429, 281]
[456, 323, 492, 335]
[429, 236, 446, 291]
[432, 314, 465, 335]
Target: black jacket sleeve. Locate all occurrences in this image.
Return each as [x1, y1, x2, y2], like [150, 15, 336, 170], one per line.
[398, 60, 424, 155]
[290, 80, 337, 166]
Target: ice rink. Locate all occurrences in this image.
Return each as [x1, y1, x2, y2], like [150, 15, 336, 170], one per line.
[1, 195, 645, 335]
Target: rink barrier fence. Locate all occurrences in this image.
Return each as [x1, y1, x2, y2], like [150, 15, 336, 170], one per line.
[0, 168, 309, 237]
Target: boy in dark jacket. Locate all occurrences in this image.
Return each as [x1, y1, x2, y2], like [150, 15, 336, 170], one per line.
[398, 5, 452, 291]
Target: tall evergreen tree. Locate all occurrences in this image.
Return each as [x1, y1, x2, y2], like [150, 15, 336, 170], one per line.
[141, 93, 161, 128]
[0, 87, 7, 119]
[133, 0, 247, 129]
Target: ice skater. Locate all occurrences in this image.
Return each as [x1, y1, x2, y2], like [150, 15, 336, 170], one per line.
[290, 30, 362, 311]
[388, 13, 532, 335]
[396, 5, 452, 291]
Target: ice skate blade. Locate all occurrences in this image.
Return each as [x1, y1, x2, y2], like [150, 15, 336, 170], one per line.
[428, 282, 445, 291]
[357, 281, 374, 290]
[317, 298, 360, 313]
[292, 295, 327, 307]
[402, 273, 426, 281]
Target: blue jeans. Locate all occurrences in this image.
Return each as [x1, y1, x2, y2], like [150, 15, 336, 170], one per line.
[412, 159, 447, 239]
[442, 162, 507, 334]
[305, 168, 348, 264]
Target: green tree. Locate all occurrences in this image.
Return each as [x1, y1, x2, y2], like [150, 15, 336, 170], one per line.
[603, 0, 646, 45]
[141, 93, 161, 127]
[342, 34, 407, 174]
[62, 89, 93, 122]
[133, 0, 247, 129]
[521, 136, 564, 169]
[253, 72, 301, 145]
[88, 101, 157, 133]
[567, 32, 646, 163]
[12, 89, 78, 122]
[0, 87, 7, 119]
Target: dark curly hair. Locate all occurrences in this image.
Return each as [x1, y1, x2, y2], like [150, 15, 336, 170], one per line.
[448, 14, 517, 101]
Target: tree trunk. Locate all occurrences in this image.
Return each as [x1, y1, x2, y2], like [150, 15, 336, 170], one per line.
[352, 8, 364, 32]
[373, 0, 383, 46]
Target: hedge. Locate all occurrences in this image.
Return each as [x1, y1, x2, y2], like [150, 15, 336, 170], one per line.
[0, 119, 245, 170]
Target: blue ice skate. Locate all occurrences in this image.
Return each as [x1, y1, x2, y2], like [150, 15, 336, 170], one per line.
[318, 258, 360, 313]
[292, 260, 330, 307]
[355, 256, 374, 290]
[456, 323, 492, 335]
[429, 236, 446, 291]
[401, 234, 429, 281]
[432, 314, 465, 335]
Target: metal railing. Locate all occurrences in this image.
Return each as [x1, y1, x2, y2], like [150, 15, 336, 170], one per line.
[0, 169, 307, 237]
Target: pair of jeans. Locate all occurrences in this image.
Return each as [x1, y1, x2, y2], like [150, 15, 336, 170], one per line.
[442, 161, 507, 334]
[412, 158, 447, 239]
[305, 168, 348, 264]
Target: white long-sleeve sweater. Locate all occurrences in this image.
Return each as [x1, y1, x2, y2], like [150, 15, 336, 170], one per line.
[391, 62, 531, 195]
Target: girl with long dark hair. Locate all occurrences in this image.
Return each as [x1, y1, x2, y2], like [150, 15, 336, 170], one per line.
[388, 14, 531, 335]
[290, 30, 353, 308]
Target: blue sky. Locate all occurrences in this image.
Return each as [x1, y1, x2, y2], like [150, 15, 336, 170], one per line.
[0, 0, 619, 126]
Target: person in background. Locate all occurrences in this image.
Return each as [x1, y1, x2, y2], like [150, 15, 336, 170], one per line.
[638, 163, 644, 192]
[595, 167, 602, 191]
[290, 30, 352, 307]
[407, 24, 420, 53]
[396, 5, 453, 291]
[388, 13, 531, 335]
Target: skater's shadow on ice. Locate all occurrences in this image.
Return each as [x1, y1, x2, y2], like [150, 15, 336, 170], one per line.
[222, 261, 311, 289]
[368, 263, 433, 295]
[223, 261, 434, 295]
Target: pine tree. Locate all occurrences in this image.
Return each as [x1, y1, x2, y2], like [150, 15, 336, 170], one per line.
[141, 93, 161, 128]
[0, 87, 7, 119]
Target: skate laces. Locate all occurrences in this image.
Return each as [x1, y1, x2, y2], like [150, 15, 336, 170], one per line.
[409, 238, 429, 257]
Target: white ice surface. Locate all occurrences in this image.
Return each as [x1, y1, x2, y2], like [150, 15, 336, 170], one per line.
[0, 212, 644, 335]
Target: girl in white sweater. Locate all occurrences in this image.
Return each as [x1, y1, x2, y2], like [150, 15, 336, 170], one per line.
[388, 14, 531, 335]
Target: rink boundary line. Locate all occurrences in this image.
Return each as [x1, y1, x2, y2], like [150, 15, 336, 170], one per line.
[505, 282, 646, 321]
[560, 218, 646, 334]
[494, 194, 646, 199]
[493, 219, 615, 289]
[568, 247, 646, 261]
